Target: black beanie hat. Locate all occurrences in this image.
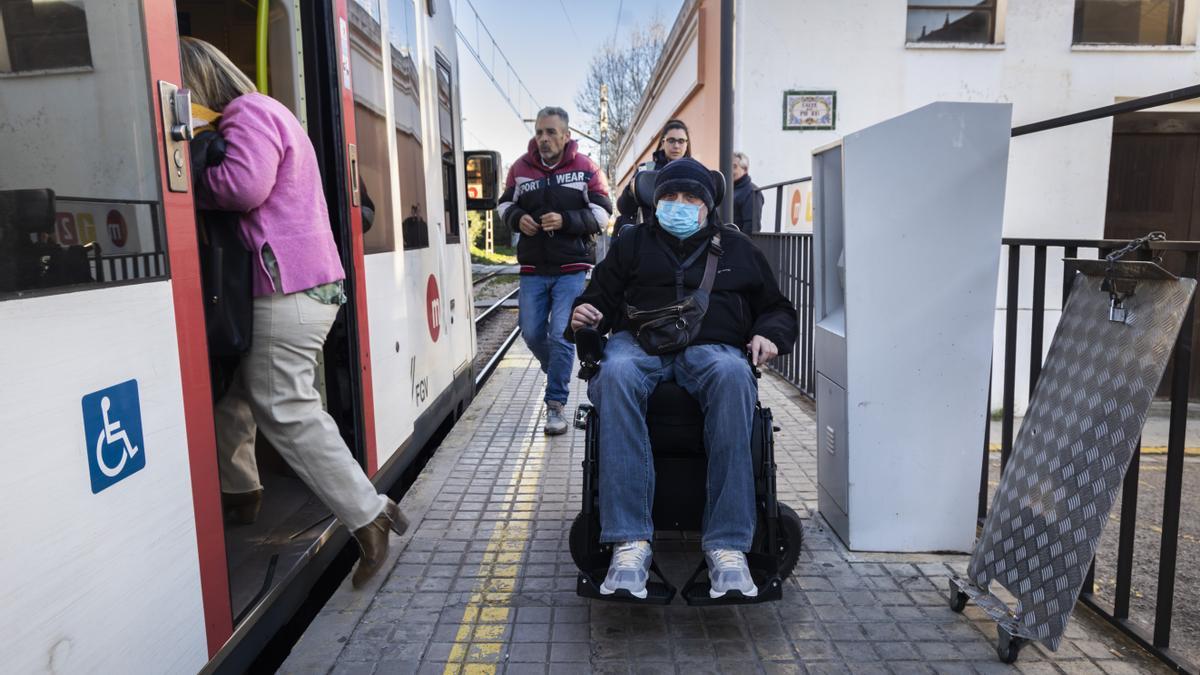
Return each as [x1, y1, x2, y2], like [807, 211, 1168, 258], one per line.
[654, 157, 716, 212]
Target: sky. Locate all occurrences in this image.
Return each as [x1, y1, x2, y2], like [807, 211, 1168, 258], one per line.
[453, 0, 685, 171]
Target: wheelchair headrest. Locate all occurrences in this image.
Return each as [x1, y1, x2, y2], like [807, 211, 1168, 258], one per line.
[630, 168, 727, 212]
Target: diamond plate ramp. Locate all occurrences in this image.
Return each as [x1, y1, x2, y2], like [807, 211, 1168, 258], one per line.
[951, 262, 1195, 658]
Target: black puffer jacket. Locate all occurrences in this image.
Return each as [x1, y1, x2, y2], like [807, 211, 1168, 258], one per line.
[496, 138, 613, 275]
[568, 218, 798, 352]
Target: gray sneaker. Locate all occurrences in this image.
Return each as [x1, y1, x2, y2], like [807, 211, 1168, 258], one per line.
[600, 540, 652, 599]
[706, 549, 758, 598]
[544, 401, 568, 435]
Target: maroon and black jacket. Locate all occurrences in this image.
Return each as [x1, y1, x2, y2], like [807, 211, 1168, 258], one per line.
[497, 138, 613, 275]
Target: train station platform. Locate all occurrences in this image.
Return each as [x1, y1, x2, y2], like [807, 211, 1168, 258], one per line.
[282, 342, 1170, 675]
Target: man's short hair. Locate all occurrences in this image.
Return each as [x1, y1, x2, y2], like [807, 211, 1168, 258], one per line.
[733, 151, 750, 170]
[536, 106, 570, 126]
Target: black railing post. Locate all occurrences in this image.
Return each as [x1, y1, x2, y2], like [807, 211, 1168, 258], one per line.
[1029, 246, 1047, 394]
[1113, 443, 1141, 619]
[1153, 250, 1197, 649]
[775, 187, 783, 233]
[1001, 245, 1021, 472]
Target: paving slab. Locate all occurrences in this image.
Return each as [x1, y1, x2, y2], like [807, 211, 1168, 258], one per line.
[283, 342, 1171, 675]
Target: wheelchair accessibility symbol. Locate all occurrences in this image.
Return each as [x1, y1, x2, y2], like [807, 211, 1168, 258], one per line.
[82, 380, 146, 493]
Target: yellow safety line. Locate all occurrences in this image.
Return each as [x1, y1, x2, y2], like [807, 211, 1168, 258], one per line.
[442, 398, 546, 675]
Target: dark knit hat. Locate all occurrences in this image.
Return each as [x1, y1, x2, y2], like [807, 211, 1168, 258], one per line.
[654, 157, 716, 212]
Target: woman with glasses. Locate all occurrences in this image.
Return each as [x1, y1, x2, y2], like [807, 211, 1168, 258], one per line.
[616, 119, 691, 229]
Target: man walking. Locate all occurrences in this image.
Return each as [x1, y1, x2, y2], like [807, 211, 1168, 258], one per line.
[731, 151, 763, 235]
[497, 106, 613, 434]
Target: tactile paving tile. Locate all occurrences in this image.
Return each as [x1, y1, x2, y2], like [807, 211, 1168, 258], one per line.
[959, 268, 1195, 650]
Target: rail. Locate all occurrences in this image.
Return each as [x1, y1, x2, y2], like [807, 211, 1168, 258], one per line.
[991, 238, 1197, 673]
[750, 231, 1198, 672]
[753, 176, 812, 234]
[748, 233, 815, 396]
[473, 286, 521, 389]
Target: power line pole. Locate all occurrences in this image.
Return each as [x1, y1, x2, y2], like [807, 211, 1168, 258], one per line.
[600, 83, 610, 177]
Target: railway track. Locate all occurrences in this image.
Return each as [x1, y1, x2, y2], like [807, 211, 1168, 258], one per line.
[473, 285, 520, 389]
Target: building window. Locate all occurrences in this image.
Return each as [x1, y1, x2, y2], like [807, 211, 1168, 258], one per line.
[436, 55, 460, 244]
[1073, 0, 1184, 45]
[0, 0, 92, 74]
[907, 0, 997, 44]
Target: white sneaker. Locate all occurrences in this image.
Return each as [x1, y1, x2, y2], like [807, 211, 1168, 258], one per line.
[600, 540, 652, 599]
[706, 549, 758, 598]
[544, 401, 568, 435]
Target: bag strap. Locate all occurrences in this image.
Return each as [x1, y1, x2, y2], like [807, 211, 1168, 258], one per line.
[698, 232, 723, 295]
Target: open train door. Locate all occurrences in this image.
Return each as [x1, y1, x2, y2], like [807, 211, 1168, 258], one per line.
[0, 0, 230, 671]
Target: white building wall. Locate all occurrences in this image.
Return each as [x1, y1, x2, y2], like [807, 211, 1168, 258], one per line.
[736, 0, 1200, 412]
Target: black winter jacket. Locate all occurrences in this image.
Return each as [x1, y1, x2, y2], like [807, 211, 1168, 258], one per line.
[497, 138, 613, 275]
[732, 174, 764, 235]
[568, 219, 798, 352]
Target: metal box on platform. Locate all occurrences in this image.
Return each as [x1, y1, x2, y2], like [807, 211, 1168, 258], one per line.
[813, 102, 1012, 552]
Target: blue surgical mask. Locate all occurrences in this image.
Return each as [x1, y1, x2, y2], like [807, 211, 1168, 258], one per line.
[656, 200, 702, 239]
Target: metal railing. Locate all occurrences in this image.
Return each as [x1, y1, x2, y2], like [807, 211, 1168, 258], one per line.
[754, 177, 811, 234]
[750, 232, 815, 396]
[757, 231, 1198, 671]
[989, 238, 1198, 673]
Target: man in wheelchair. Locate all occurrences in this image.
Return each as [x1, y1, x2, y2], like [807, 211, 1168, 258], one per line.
[567, 158, 798, 601]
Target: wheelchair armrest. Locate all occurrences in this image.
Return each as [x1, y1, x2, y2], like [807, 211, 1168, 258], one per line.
[576, 326, 606, 364]
[575, 326, 606, 381]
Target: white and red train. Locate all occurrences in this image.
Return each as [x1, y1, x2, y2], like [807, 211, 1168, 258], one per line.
[0, 0, 499, 670]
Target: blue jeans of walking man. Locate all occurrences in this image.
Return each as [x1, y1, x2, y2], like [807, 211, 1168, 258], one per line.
[588, 331, 758, 552]
[519, 271, 587, 409]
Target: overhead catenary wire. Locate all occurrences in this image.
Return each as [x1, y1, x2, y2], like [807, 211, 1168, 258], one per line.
[453, 0, 542, 131]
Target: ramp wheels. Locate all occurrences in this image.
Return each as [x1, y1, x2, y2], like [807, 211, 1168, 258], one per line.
[947, 579, 968, 613]
[996, 627, 1028, 664]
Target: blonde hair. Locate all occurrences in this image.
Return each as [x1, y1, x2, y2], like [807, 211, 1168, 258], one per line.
[179, 37, 257, 112]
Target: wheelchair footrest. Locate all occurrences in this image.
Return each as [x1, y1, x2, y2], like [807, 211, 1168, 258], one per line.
[576, 557, 677, 605]
[679, 557, 784, 606]
[576, 573, 676, 605]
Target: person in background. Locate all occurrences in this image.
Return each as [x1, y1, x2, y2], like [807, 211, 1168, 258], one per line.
[180, 36, 406, 589]
[615, 119, 691, 230]
[496, 106, 612, 435]
[731, 151, 764, 235]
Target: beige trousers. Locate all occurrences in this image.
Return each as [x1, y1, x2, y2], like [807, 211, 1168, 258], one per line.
[214, 289, 386, 531]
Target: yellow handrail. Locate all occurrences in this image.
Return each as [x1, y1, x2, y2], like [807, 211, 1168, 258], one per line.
[256, 0, 269, 94]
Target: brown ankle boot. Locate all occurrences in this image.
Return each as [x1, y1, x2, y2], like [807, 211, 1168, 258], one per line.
[351, 499, 409, 589]
[222, 488, 263, 526]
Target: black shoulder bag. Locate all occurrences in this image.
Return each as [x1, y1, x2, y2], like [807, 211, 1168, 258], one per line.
[193, 130, 254, 356]
[625, 231, 722, 355]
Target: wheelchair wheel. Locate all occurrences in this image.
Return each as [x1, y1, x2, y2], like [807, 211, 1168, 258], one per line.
[569, 512, 607, 571]
[776, 504, 804, 581]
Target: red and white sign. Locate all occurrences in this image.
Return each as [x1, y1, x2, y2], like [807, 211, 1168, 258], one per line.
[426, 274, 441, 342]
[54, 200, 141, 253]
[106, 209, 128, 248]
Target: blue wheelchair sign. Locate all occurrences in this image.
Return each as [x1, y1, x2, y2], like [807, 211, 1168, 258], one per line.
[82, 380, 146, 493]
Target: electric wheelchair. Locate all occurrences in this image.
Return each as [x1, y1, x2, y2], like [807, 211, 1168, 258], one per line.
[567, 169, 804, 606]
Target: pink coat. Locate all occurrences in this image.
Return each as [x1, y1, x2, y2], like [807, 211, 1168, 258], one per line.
[198, 93, 345, 297]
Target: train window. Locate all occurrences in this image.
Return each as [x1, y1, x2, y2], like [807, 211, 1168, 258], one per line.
[390, 0, 428, 251]
[351, 0, 398, 254]
[0, 1, 93, 74]
[0, 0, 166, 300]
[436, 55, 460, 244]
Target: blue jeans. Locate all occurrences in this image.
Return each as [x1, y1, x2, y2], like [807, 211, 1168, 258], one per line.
[519, 271, 587, 405]
[588, 331, 758, 551]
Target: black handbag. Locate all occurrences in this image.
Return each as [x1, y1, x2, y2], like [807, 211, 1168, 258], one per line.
[625, 231, 722, 355]
[198, 212, 254, 356]
[193, 130, 253, 356]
